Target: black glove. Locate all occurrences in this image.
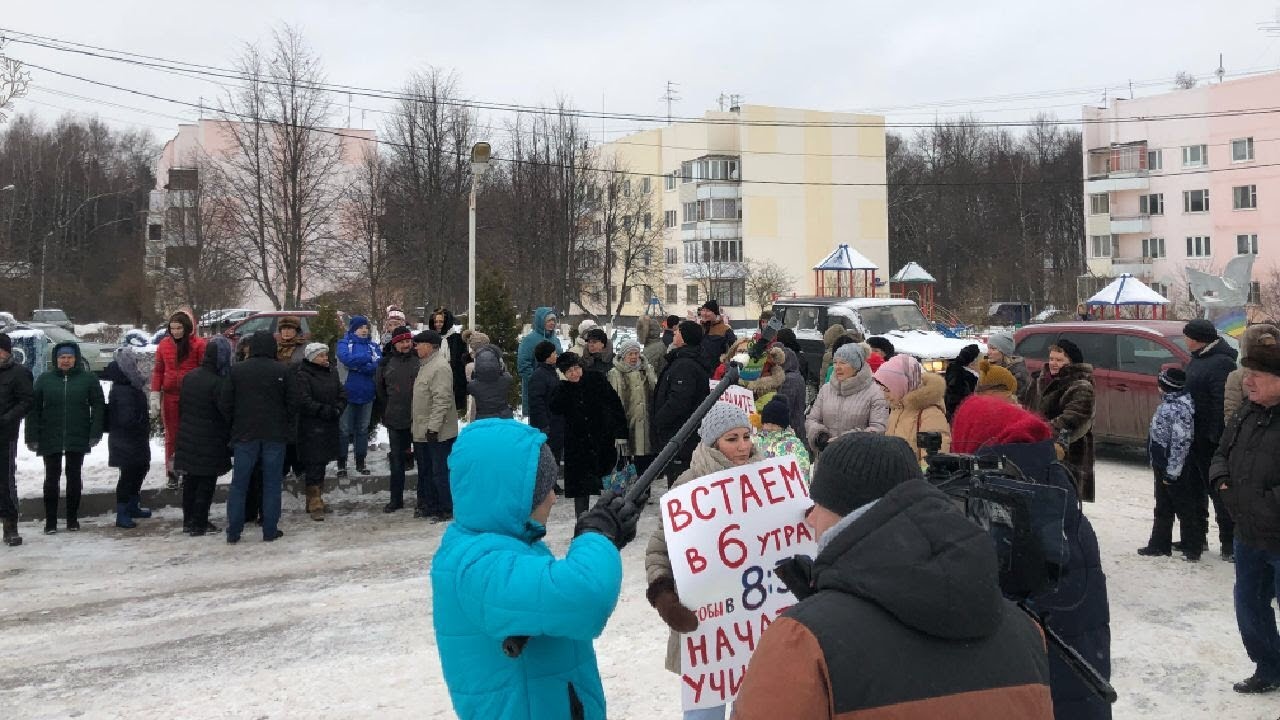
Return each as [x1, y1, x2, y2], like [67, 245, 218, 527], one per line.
[813, 432, 831, 451]
[425, 431, 439, 443]
[574, 490, 641, 549]
[775, 555, 817, 601]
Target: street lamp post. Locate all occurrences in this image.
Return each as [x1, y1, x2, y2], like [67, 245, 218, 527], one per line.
[468, 141, 491, 332]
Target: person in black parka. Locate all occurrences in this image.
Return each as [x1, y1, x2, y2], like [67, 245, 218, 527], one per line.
[551, 353, 628, 518]
[944, 343, 981, 421]
[104, 347, 153, 530]
[0, 333, 33, 547]
[1182, 318, 1240, 560]
[651, 321, 710, 483]
[293, 343, 346, 521]
[176, 336, 233, 536]
[526, 341, 564, 461]
[430, 308, 470, 414]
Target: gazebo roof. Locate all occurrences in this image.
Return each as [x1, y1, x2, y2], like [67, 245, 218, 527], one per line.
[1085, 274, 1170, 306]
[814, 244, 878, 271]
[891, 262, 936, 283]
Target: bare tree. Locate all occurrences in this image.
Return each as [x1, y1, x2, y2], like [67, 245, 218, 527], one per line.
[216, 25, 344, 309]
[1174, 71, 1198, 90]
[162, 149, 246, 318]
[337, 140, 394, 318]
[744, 259, 796, 310]
[584, 157, 666, 322]
[0, 36, 30, 123]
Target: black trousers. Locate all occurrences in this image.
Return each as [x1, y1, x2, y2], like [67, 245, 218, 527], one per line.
[0, 440, 17, 522]
[1147, 468, 1200, 551]
[1189, 439, 1233, 550]
[304, 463, 326, 488]
[182, 474, 218, 529]
[115, 464, 148, 504]
[43, 452, 85, 524]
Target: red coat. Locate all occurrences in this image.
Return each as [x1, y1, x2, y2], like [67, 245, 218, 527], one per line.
[151, 335, 208, 394]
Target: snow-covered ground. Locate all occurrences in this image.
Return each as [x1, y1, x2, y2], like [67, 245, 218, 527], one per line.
[0, 451, 1274, 719]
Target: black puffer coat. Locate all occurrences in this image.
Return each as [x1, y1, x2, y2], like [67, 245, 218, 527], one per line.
[551, 371, 628, 498]
[0, 356, 33, 443]
[293, 359, 346, 465]
[175, 341, 232, 477]
[526, 362, 563, 459]
[375, 348, 420, 431]
[468, 345, 512, 420]
[219, 331, 295, 444]
[944, 361, 978, 421]
[1185, 338, 1238, 445]
[1028, 363, 1097, 502]
[434, 309, 469, 411]
[651, 345, 710, 463]
[104, 360, 151, 469]
[1214, 401, 1280, 554]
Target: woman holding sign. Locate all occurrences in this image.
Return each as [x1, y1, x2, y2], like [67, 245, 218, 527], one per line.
[645, 403, 763, 720]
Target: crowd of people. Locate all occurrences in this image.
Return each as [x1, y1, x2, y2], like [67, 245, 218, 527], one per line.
[11, 298, 1280, 716]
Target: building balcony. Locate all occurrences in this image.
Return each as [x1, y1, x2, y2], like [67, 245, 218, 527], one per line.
[1110, 215, 1151, 234]
[1111, 256, 1155, 277]
[1087, 142, 1149, 179]
[1084, 175, 1150, 194]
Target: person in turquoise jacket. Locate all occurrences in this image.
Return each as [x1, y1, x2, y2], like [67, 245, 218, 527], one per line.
[431, 418, 640, 720]
[517, 307, 561, 413]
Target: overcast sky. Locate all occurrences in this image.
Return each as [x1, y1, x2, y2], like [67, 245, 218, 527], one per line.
[3, 0, 1279, 143]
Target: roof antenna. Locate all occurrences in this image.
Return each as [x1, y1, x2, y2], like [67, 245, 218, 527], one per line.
[1216, 53, 1226, 83]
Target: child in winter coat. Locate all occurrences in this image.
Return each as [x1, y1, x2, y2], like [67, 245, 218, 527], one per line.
[1139, 367, 1198, 560]
[104, 347, 153, 529]
[467, 344, 513, 421]
[756, 395, 811, 480]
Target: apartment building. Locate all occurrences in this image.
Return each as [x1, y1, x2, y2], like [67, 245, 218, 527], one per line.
[596, 104, 889, 320]
[1081, 72, 1280, 309]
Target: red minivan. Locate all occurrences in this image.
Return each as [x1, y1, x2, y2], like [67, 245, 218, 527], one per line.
[1013, 321, 1237, 445]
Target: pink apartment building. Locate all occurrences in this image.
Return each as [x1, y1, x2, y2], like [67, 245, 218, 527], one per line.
[1081, 71, 1280, 312]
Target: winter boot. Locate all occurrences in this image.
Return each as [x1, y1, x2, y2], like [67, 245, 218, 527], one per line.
[1138, 517, 1174, 557]
[306, 486, 325, 521]
[115, 503, 137, 529]
[355, 456, 370, 476]
[336, 461, 348, 479]
[166, 471, 179, 491]
[2, 518, 21, 547]
[127, 494, 153, 519]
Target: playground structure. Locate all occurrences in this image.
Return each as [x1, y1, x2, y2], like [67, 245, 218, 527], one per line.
[813, 244, 878, 298]
[1083, 273, 1170, 320]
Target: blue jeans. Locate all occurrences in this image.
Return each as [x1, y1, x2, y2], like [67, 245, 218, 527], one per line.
[1234, 538, 1280, 681]
[683, 705, 726, 720]
[227, 440, 284, 541]
[387, 428, 413, 506]
[414, 438, 454, 515]
[338, 402, 373, 465]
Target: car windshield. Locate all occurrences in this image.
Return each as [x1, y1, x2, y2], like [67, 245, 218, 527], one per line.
[38, 326, 78, 343]
[858, 304, 932, 334]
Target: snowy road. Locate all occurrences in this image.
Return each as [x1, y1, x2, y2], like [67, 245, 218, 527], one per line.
[0, 452, 1276, 719]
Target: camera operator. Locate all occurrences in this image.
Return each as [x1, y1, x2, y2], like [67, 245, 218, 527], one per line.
[733, 433, 1053, 719]
[952, 395, 1112, 720]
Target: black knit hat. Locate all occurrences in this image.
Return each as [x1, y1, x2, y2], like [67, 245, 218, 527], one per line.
[810, 434, 923, 516]
[957, 343, 981, 365]
[555, 351, 582, 372]
[584, 327, 608, 345]
[531, 443, 560, 512]
[701, 300, 721, 316]
[760, 395, 791, 428]
[1158, 367, 1186, 393]
[677, 320, 703, 347]
[1053, 338, 1084, 365]
[534, 340, 557, 363]
[1184, 319, 1218, 344]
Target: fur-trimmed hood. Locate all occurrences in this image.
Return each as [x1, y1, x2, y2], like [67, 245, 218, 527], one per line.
[900, 371, 946, 412]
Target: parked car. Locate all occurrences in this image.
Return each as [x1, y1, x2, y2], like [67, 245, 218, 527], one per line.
[30, 308, 74, 332]
[772, 296, 984, 380]
[223, 310, 318, 346]
[199, 308, 256, 333]
[1013, 320, 1239, 445]
[8, 323, 107, 376]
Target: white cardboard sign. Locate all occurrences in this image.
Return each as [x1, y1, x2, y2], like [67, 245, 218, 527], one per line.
[711, 380, 755, 414]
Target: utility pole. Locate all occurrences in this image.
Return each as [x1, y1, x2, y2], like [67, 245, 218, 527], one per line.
[661, 81, 681, 125]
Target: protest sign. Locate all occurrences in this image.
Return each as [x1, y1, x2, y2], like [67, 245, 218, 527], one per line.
[660, 455, 815, 710]
[711, 380, 755, 415]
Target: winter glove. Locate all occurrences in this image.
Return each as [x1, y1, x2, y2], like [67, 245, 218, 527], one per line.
[148, 391, 162, 420]
[647, 578, 699, 633]
[25, 442, 37, 454]
[425, 431, 439, 443]
[813, 431, 831, 451]
[573, 490, 641, 549]
[775, 555, 817, 601]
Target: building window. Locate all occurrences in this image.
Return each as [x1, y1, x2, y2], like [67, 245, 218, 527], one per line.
[697, 198, 741, 220]
[622, 179, 632, 198]
[1089, 235, 1114, 258]
[685, 239, 744, 264]
[1089, 193, 1109, 215]
[680, 157, 741, 183]
[666, 284, 678, 304]
[148, 224, 162, 241]
[665, 247, 677, 264]
[1232, 137, 1255, 163]
[1182, 144, 1207, 167]
[1250, 281, 1262, 305]
[1150, 282, 1170, 298]
[664, 210, 677, 228]
[1186, 235, 1212, 258]
[680, 161, 694, 184]
[1183, 189, 1210, 213]
[683, 201, 699, 223]
[592, 220, 603, 235]
[1142, 237, 1165, 259]
[643, 213, 652, 230]
[1139, 193, 1164, 216]
[641, 177, 652, 194]
[608, 285, 617, 303]
[1233, 185, 1258, 210]
[1237, 233, 1259, 255]
[622, 286, 632, 304]
[1147, 149, 1163, 171]
[687, 284, 699, 304]
[708, 280, 747, 307]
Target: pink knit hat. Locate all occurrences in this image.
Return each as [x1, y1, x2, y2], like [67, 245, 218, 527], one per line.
[874, 354, 923, 403]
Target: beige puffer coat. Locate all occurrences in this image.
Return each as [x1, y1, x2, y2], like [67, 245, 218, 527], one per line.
[884, 372, 951, 460]
[645, 441, 765, 673]
[607, 356, 658, 456]
[805, 369, 890, 442]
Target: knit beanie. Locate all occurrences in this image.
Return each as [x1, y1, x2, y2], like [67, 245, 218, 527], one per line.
[303, 342, 329, 363]
[677, 320, 704, 347]
[555, 351, 582, 372]
[1158, 367, 1186, 393]
[810, 434, 922, 516]
[617, 339, 643, 358]
[951, 395, 1053, 454]
[390, 325, 413, 345]
[700, 402, 752, 447]
[1183, 319, 1218, 344]
[530, 443, 560, 513]
[760, 395, 791, 428]
[534, 340, 557, 364]
[0, 333, 10, 354]
[877, 354, 923, 402]
[976, 359, 1018, 396]
[467, 330, 491, 355]
[56, 345, 77, 358]
[833, 342, 866, 373]
[987, 332, 1015, 357]
[957, 343, 981, 366]
[1053, 338, 1084, 365]
[701, 300, 722, 317]
[584, 327, 609, 345]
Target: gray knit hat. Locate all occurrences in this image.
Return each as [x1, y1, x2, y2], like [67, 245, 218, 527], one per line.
[304, 342, 329, 363]
[833, 342, 866, 372]
[810, 433, 922, 516]
[987, 332, 1015, 357]
[617, 339, 643, 357]
[700, 403, 752, 447]
[530, 444, 561, 512]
